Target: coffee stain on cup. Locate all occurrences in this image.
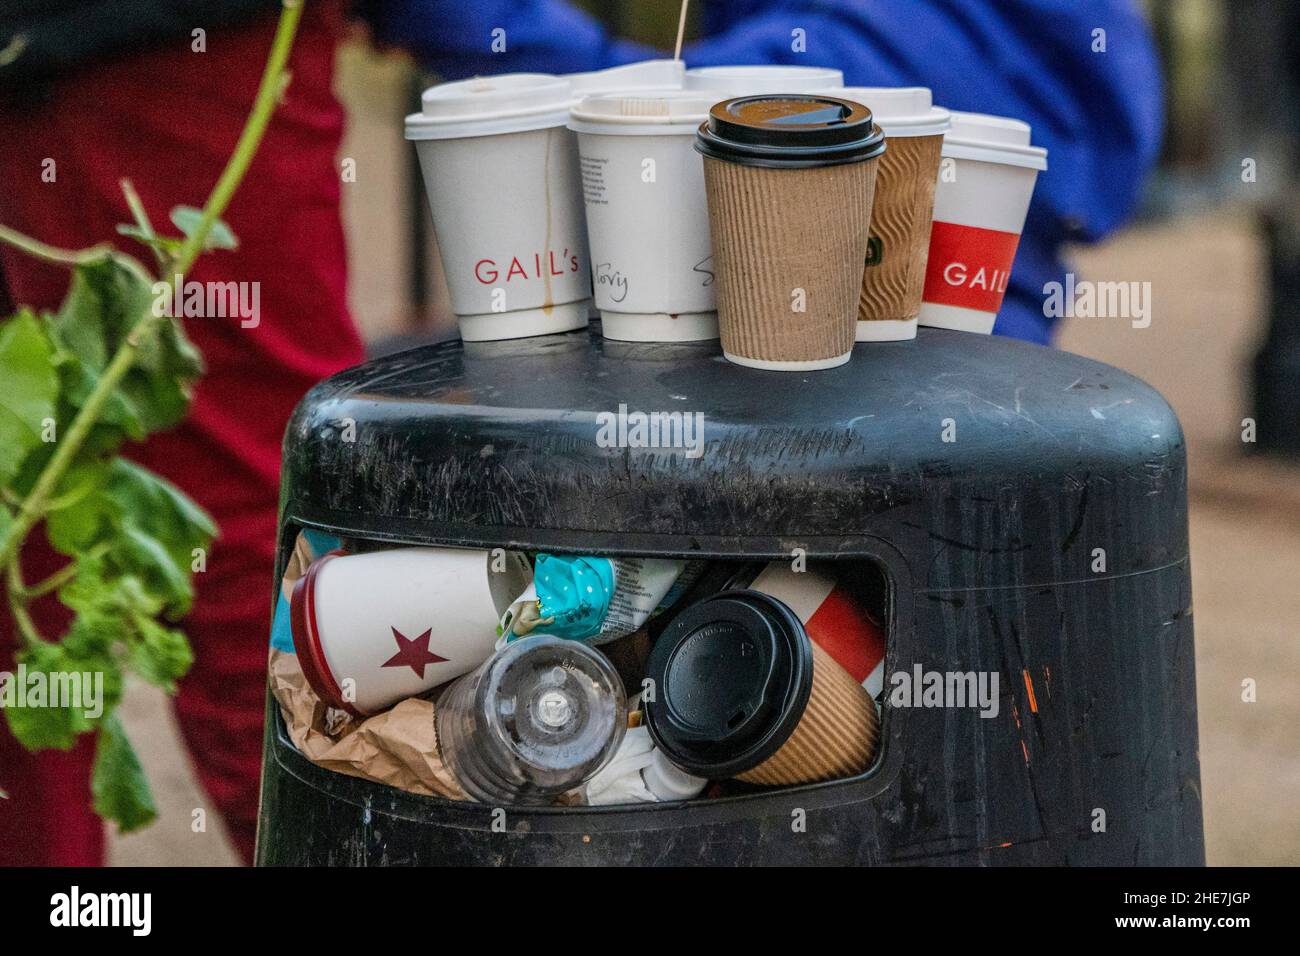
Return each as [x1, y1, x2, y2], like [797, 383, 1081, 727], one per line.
[541, 128, 555, 315]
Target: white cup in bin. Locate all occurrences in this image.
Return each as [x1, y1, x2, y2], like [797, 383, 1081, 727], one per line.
[290, 547, 531, 715]
[405, 74, 592, 342]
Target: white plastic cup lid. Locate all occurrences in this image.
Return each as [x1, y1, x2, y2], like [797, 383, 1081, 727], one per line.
[835, 86, 951, 137]
[683, 64, 844, 96]
[941, 110, 1048, 170]
[566, 59, 686, 97]
[568, 90, 718, 135]
[405, 73, 574, 140]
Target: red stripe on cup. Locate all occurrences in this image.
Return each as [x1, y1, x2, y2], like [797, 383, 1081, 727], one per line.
[803, 586, 886, 684]
[749, 562, 886, 686]
[290, 550, 365, 718]
[921, 221, 1022, 314]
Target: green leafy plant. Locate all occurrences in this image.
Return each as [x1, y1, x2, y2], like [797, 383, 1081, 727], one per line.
[0, 0, 304, 832]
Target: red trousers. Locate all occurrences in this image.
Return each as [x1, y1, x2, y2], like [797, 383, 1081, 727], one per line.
[0, 7, 364, 864]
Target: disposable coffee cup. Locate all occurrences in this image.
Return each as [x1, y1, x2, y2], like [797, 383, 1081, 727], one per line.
[684, 64, 843, 101]
[564, 61, 685, 323]
[569, 91, 720, 341]
[566, 59, 685, 97]
[696, 95, 886, 370]
[918, 111, 1047, 334]
[746, 561, 887, 698]
[290, 547, 531, 716]
[405, 74, 591, 342]
[836, 87, 951, 341]
[644, 590, 879, 785]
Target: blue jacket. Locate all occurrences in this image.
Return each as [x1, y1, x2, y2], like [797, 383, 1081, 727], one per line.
[371, 0, 1164, 344]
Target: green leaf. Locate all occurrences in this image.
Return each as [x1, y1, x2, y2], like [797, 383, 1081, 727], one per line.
[127, 617, 193, 692]
[0, 310, 59, 486]
[48, 457, 215, 616]
[48, 255, 154, 370]
[119, 525, 192, 611]
[92, 714, 156, 833]
[45, 254, 203, 440]
[170, 206, 238, 251]
[117, 312, 203, 434]
[44, 459, 114, 554]
[115, 223, 185, 259]
[57, 560, 190, 692]
[0, 639, 105, 751]
[103, 460, 216, 615]
[54, 350, 146, 442]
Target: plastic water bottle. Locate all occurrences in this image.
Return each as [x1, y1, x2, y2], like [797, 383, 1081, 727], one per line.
[435, 635, 627, 804]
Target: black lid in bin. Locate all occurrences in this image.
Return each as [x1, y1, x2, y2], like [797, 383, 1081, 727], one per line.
[644, 589, 813, 778]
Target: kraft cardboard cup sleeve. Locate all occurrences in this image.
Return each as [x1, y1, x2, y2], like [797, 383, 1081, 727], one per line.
[835, 87, 951, 340]
[918, 111, 1047, 334]
[644, 590, 879, 785]
[696, 95, 886, 370]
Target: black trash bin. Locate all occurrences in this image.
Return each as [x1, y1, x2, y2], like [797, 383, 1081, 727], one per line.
[255, 328, 1203, 866]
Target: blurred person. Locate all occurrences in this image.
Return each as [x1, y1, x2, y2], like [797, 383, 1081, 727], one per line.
[0, 0, 1160, 865]
[0, 0, 363, 866]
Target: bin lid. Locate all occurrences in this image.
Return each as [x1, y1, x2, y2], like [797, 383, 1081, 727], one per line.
[282, 329, 1186, 590]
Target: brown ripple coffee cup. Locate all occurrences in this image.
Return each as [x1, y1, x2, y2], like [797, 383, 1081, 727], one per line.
[837, 88, 951, 341]
[696, 95, 886, 370]
[644, 590, 879, 786]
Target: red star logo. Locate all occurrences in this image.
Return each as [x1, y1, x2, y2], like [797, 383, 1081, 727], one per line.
[381, 627, 448, 678]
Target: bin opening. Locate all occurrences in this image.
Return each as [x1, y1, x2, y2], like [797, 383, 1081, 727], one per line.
[271, 526, 892, 811]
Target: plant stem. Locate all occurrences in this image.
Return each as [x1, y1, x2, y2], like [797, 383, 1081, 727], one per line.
[0, 0, 306, 573]
[120, 178, 168, 271]
[0, 224, 112, 266]
[21, 562, 81, 601]
[6, 558, 45, 648]
[0, 340, 141, 571]
[16, 543, 110, 602]
[172, 0, 304, 283]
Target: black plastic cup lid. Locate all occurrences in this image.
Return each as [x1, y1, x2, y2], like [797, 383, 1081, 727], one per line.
[644, 589, 814, 778]
[695, 94, 886, 169]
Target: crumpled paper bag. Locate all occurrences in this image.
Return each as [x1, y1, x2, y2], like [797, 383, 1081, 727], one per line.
[268, 529, 465, 800]
[269, 648, 466, 800]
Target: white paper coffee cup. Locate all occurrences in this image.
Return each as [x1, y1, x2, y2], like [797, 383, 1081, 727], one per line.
[684, 64, 844, 101]
[290, 547, 531, 715]
[564, 61, 686, 324]
[406, 74, 592, 342]
[566, 59, 685, 97]
[569, 91, 720, 341]
[918, 111, 1047, 335]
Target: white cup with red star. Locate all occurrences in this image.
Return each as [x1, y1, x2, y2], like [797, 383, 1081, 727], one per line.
[290, 547, 532, 716]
